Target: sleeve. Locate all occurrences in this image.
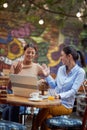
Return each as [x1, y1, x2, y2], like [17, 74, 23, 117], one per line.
[45, 75, 57, 88]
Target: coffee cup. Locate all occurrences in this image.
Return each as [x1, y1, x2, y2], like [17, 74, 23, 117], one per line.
[30, 92, 39, 99]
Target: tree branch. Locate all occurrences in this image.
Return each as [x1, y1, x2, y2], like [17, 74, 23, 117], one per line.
[29, 0, 87, 18]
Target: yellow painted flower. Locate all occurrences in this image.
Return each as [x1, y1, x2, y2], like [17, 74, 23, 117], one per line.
[47, 46, 60, 67]
[7, 38, 24, 60]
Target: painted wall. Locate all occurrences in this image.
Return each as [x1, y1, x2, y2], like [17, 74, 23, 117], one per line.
[0, 21, 64, 74]
[0, 13, 87, 75]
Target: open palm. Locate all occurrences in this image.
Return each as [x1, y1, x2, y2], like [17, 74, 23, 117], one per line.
[41, 64, 50, 77]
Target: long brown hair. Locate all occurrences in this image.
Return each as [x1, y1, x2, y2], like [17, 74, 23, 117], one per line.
[63, 45, 86, 67]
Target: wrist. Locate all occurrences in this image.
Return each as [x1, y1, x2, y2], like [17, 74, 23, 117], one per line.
[59, 95, 61, 99]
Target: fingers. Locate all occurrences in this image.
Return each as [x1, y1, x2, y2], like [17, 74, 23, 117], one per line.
[41, 63, 50, 77]
[42, 63, 48, 69]
[14, 61, 22, 74]
[40, 79, 46, 83]
[55, 95, 60, 99]
[42, 64, 50, 72]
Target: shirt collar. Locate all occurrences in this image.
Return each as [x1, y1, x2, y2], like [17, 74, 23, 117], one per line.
[64, 64, 79, 75]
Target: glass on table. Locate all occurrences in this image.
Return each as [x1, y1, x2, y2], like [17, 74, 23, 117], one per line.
[48, 88, 57, 96]
[48, 88, 57, 101]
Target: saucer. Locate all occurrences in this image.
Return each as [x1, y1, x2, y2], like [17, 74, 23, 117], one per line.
[28, 97, 43, 102]
[40, 95, 49, 99]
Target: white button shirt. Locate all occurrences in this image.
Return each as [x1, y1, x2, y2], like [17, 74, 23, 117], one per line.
[46, 64, 85, 108]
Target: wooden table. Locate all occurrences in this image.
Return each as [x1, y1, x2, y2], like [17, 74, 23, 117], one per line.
[0, 94, 61, 125]
[0, 77, 61, 108]
[0, 94, 61, 108]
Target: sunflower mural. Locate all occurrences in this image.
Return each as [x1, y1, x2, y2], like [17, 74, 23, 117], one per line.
[7, 38, 24, 60]
[0, 38, 24, 71]
[0, 22, 25, 71]
[41, 26, 64, 74]
[47, 45, 62, 67]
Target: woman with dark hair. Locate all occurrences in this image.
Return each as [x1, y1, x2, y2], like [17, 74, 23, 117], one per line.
[2, 43, 45, 122]
[31, 45, 86, 130]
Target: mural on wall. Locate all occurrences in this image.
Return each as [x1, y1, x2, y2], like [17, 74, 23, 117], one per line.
[0, 12, 87, 75]
[0, 24, 62, 73]
[38, 26, 64, 73]
[0, 20, 64, 74]
[0, 22, 35, 71]
[27, 25, 64, 73]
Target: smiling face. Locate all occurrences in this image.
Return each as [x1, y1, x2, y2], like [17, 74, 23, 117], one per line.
[24, 47, 36, 63]
[60, 50, 71, 66]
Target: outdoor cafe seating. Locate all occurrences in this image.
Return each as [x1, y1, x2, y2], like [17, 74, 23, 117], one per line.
[46, 80, 87, 130]
[46, 104, 87, 130]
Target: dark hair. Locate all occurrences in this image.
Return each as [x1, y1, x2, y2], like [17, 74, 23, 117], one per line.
[63, 45, 86, 67]
[24, 43, 37, 52]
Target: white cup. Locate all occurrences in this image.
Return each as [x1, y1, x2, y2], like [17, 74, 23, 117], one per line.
[30, 92, 39, 99]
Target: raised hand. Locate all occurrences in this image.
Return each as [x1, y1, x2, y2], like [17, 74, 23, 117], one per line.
[41, 64, 50, 77]
[13, 61, 22, 74]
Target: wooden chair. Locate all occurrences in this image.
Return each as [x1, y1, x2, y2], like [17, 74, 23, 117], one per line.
[46, 100, 87, 130]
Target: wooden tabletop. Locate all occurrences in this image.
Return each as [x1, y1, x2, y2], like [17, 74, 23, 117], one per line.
[0, 94, 61, 108]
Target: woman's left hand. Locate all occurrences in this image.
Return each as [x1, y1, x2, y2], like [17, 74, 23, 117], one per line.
[55, 94, 60, 99]
[41, 64, 50, 77]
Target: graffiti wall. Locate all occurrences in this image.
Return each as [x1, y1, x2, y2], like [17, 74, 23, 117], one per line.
[0, 19, 64, 74]
[0, 10, 63, 73]
[0, 11, 87, 75]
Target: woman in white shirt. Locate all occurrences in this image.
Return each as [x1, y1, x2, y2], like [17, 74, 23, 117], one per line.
[31, 45, 86, 130]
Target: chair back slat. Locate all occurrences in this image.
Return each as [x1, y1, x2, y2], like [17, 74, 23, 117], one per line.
[82, 97, 87, 130]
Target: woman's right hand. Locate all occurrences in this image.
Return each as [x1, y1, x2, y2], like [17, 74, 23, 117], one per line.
[13, 61, 22, 74]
